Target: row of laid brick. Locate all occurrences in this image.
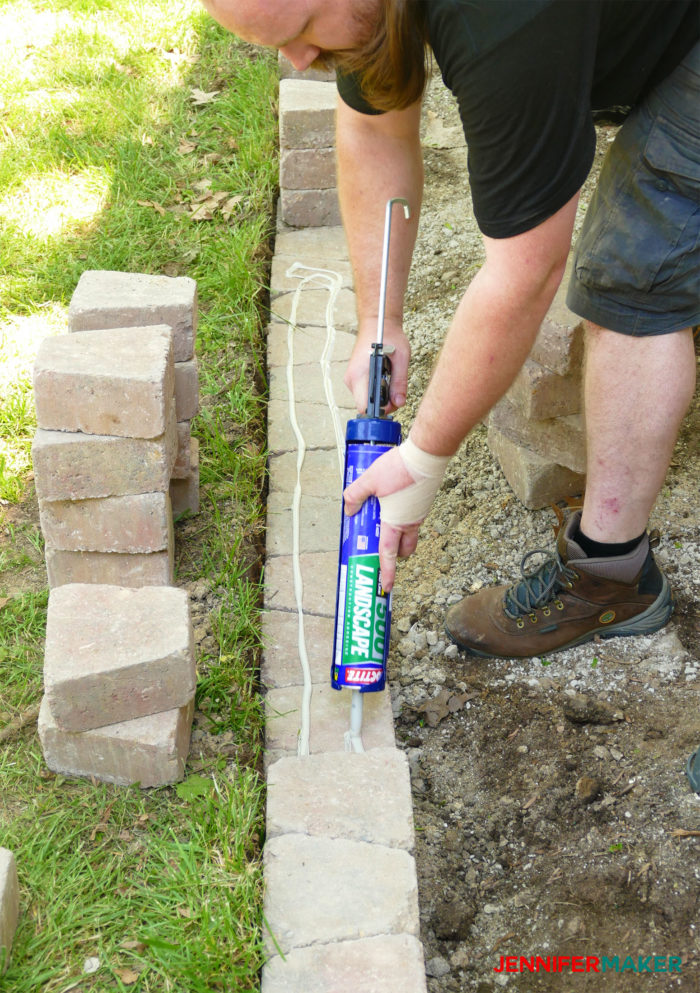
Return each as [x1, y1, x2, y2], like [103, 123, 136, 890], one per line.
[0, 849, 18, 975]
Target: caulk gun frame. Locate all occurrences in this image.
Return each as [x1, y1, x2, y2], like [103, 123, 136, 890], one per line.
[376, 197, 411, 350]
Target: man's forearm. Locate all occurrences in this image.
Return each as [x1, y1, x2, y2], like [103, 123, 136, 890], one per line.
[336, 98, 423, 331]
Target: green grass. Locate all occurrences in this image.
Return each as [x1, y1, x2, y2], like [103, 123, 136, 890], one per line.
[0, 0, 277, 987]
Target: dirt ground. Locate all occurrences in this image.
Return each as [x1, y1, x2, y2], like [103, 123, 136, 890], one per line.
[386, 77, 700, 991]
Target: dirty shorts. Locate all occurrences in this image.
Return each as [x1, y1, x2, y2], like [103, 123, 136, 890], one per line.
[567, 39, 700, 335]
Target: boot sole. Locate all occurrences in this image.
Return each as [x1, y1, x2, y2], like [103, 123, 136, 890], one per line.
[445, 575, 674, 660]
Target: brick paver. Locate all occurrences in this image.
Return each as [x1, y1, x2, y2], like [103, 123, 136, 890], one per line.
[45, 548, 173, 589]
[39, 491, 173, 554]
[0, 849, 18, 974]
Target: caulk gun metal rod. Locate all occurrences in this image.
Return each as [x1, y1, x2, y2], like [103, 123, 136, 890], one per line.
[376, 197, 410, 349]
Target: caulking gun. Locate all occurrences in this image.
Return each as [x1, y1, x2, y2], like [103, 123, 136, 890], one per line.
[331, 197, 410, 750]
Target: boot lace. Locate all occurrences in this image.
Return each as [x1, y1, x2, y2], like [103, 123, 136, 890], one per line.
[503, 548, 578, 619]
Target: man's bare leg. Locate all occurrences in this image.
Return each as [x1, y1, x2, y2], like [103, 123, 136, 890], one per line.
[580, 323, 696, 543]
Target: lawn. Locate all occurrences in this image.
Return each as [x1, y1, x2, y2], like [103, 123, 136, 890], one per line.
[0, 0, 278, 988]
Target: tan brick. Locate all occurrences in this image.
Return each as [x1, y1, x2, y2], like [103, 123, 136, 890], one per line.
[68, 270, 197, 362]
[263, 935, 427, 993]
[280, 147, 336, 190]
[263, 550, 338, 616]
[40, 491, 173, 553]
[39, 696, 193, 787]
[267, 400, 354, 454]
[261, 609, 334, 689]
[487, 424, 585, 510]
[267, 492, 339, 557]
[45, 548, 173, 589]
[268, 449, 344, 498]
[44, 584, 196, 731]
[172, 421, 191, 479]
[279, 79, 336, 149]
[33, 325, 174, 438]
[269, 260, 354, 299]
[264, 682, 395, 760]
[278, 52, 336, 82]
[0, 849, 18, 974]
[273, 225, 349, 261]
[267, 749, 414, 848]
[268, 361, 353, 410]
[263, 835, 419, 954]
[489, 397, 586, 473]
[280, 188, 342, 228]
[271, 285, 356, 331]
[32, 407, 177, 501]
[174, 359, 199, 421]
[507, 356, 582, 420]
[170, 437, 200, 516]
[531, 260, 585, 376]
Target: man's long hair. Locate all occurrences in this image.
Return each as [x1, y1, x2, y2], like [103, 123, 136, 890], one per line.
[335, 0, 430, 111]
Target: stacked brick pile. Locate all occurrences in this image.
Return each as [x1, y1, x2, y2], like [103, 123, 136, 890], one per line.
[278, 56, 340, 228]
[0, 849, 18, 974]
[30, 271, 200, 787]
[487, 266, 587, 508]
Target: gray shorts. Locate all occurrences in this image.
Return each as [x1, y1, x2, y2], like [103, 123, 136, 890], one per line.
[567, 39, 700, 335]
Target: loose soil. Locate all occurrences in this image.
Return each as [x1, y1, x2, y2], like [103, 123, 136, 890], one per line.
[388, 77, 700, 991]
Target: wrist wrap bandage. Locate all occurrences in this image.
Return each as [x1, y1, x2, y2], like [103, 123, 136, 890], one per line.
[379, 435, 451, 527]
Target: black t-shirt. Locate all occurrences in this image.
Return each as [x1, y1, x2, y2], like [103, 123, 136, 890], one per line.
[337, 0, 699, 237]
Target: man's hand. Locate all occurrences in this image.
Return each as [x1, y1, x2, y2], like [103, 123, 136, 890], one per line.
[344, 319, 411, 414]
[343, 445, 421, 592]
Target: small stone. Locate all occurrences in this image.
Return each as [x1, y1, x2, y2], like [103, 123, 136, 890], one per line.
[575, 775, 601, 804]
[563, 693, 621, 725]
[426, 955, 451, 978]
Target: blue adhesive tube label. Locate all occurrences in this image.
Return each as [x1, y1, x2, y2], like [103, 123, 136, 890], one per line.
[332, 440, 394, 693]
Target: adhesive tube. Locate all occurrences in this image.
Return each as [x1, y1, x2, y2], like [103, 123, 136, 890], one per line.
[332, 416, 401, 693]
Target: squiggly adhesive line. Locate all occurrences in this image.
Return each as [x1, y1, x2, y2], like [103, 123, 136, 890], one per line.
[282, 263, 344, 757]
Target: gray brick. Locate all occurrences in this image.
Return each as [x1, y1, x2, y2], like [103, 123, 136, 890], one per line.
[266, 491, 339, 557]
[170, 437, 200, 516]
[32, 404, 177, 501]
[68, 270, 197, 362]
[507, 356, 582, 420]
[263, 935, 427, 993]
[40, 491, 173, 553]
[271, 285, 357, 331]
[269, 260, 354, 300]
[263, 550, 338, 616]
[261, 610, 334, 689]
[264, 834, 419, 954]
[279, 79, 336, 150]
[44, 584, 196, 731]
[39, 696, 193, 787]
[174, 359, 199, 421]
[0, 849, 18, 974]
[280, 147, 336, 190]
[264, 682, 395, 759]
[267, 749, 414, 848]
[33, 325, 174, 438]
[280, 188, 341, 228]
[487, 424, 585, 510]
[267, 400, 354, 454]
[273, 224, 349, 261]
[489, 397, 586, 473]
[268, 361, 353, 410]
[268, 449, 344, 498]
[266, 322, 356, 366]
[45, 548, 173, 590]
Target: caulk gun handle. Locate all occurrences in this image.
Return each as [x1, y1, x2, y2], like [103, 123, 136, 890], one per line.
[367, 344, 392, 419]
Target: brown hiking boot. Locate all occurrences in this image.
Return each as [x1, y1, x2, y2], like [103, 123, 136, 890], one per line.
[444, 512, 673, 659]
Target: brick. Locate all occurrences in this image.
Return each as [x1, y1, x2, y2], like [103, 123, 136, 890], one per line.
[0, 849, 18, 974]
[68, 270, 197, 362]
[280, 147, 336, 190]
[530, 260, 585, 376]
[487, 424, 585, 510]
[264, 682, 395, 760]
[267, 749, 414, 848]
[267, 401, 354, 454]
[267, 492, 339, 556]
[269, 260, 354, 299]
[39, 696, 193, 787]
[174, 359, 199, 421]
[33, 325, 174, 438]
[280, 188, 342, 228]
[273, 224, 349, 261]
[32, 406, 177, 501]
[266, 322, 356, 367]
[172, 421, 191, 479]
[268, 449, 344, 498]
[44, 584, 196, 731]
[268, 361, 353, 410]
[278, 52, 336, 82]
[45, 548, 173, 589]
[263, 835, 419, 954]
[507, 356, 581, 420]
[261, 610, 334, 688]
[262, 935, 427, 993]
[170, 437, 199, 516]
[490, 398, 586, 473]
[279, 79, 336, 150]
[264, 550, 338, 616]
[271, 285, 357, 331]
[40, 491, 173, 553]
